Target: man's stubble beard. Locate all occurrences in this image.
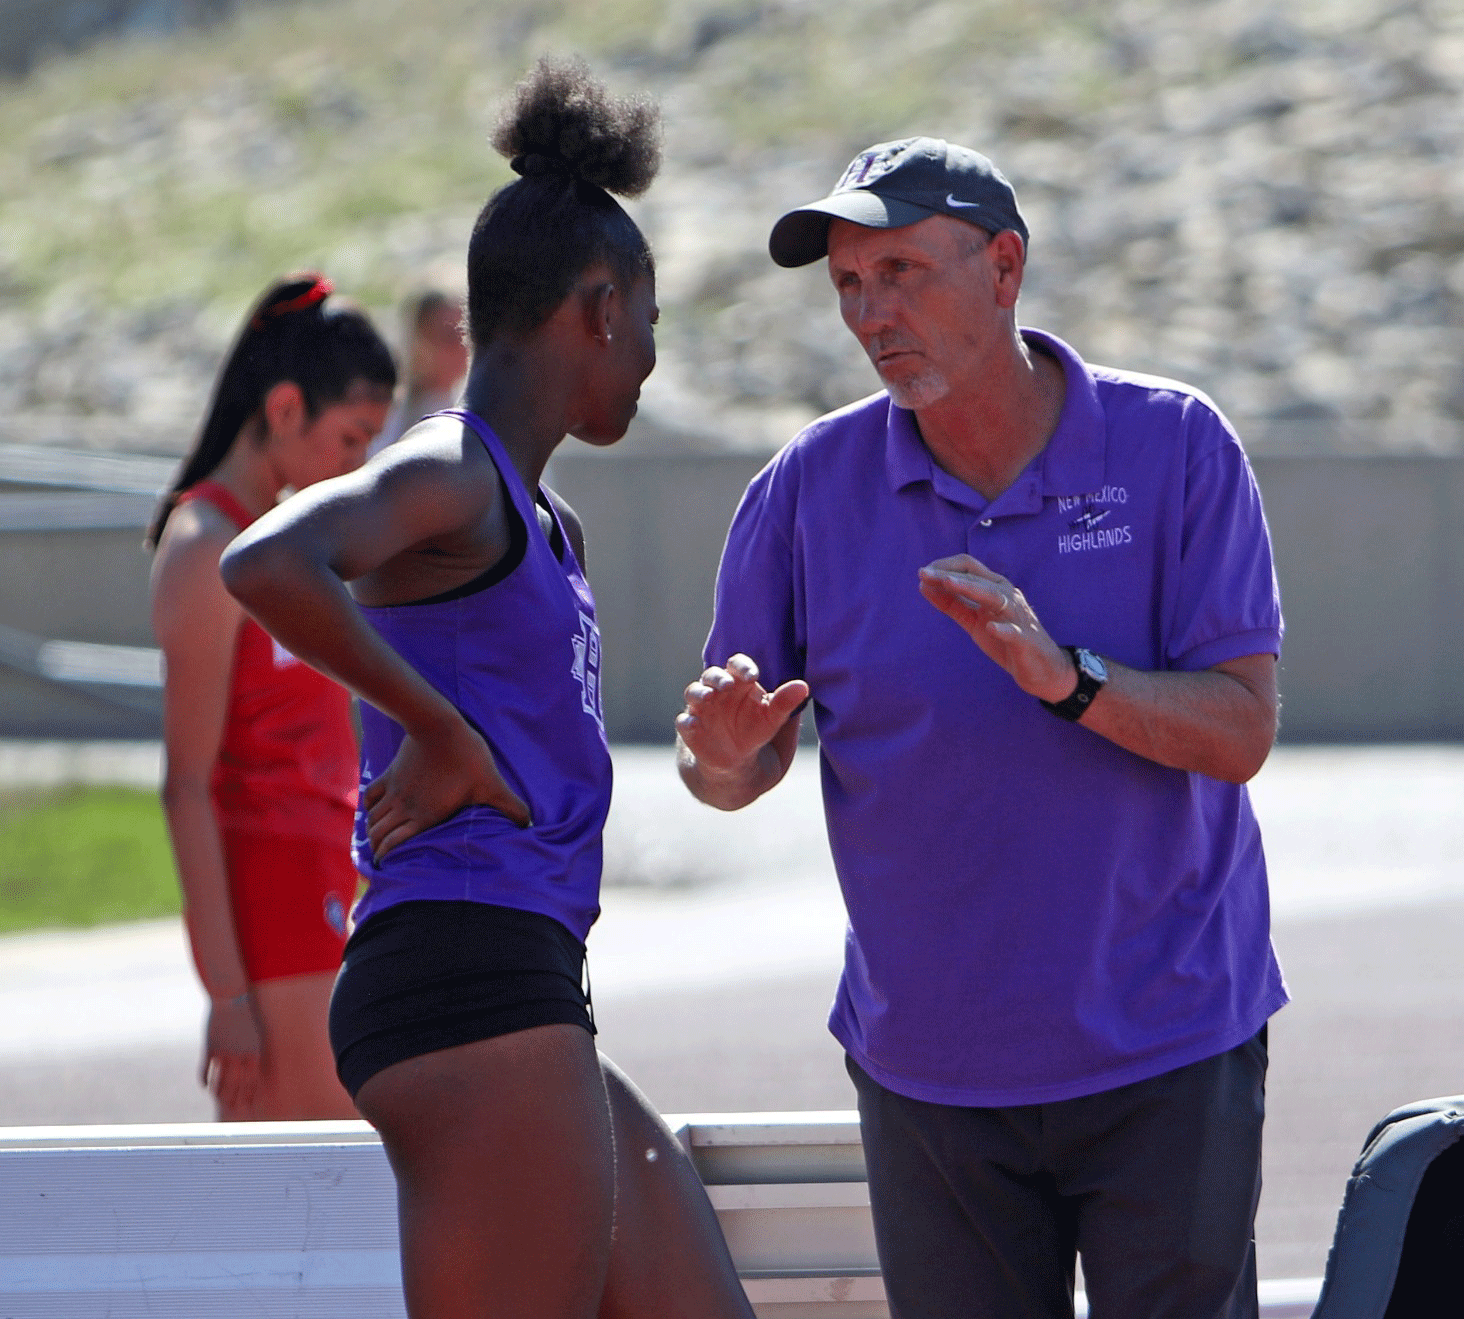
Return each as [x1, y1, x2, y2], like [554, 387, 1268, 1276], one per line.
[879, 363, 951, 411]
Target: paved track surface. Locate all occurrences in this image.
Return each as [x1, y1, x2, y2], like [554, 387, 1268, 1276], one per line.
[2, 743, 1461, 1282]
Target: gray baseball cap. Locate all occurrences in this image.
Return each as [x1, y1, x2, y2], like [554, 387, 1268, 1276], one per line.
[768, 136, 1028, 268]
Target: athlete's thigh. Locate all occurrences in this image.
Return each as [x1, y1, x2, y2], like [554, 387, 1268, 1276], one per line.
[847, 1056, 1078, 1319]
[358, 1023, 615, 1319]
[596, 1055, 754, 1319]
[1062, 1032, 1267, 1319]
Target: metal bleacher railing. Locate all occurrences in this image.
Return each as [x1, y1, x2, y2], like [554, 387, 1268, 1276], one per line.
[0, 1115, 1324, 1317]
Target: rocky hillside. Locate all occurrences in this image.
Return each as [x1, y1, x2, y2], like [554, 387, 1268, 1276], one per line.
[2, 0, 1462, 457]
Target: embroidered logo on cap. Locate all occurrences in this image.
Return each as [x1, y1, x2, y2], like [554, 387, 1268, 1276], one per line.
[836, 143, 908, 192]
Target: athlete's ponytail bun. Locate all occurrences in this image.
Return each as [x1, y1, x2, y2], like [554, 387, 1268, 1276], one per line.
[467, 57, 662, 343]
[493, 55, 660, 199]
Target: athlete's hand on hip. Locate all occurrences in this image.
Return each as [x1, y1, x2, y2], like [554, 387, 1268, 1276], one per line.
[365, 714, 530, 862]
[918, 555, 1077, 703]
[676, 653, 809, 773]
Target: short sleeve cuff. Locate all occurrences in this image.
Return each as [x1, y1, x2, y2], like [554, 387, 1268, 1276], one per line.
[1173, 628, 1282, 673]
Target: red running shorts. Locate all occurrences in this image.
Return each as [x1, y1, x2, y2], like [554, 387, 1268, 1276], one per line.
[222, 829, 359, 983]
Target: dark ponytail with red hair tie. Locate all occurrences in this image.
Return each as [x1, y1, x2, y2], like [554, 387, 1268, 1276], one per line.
[147, 273, 395, 548]
[248, 274, 334, 330]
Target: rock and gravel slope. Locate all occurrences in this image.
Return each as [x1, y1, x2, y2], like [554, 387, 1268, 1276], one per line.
[1, 0, 1461, 457]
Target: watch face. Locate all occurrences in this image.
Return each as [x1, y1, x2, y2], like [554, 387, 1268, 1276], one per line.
[1076, 648, 1108, 683]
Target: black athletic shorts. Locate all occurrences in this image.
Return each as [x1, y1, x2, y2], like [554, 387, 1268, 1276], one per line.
[329, 899, 595, 1099]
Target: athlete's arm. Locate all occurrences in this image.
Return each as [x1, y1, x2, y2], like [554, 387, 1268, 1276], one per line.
[150, 506, 261, 1110]
[919, 555, 1277, 782]
[220, 441, 530, 858]
[676, 653, 808, 810]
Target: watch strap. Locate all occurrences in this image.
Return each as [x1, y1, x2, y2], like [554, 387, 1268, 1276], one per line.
[1039, 646, 1106, 722]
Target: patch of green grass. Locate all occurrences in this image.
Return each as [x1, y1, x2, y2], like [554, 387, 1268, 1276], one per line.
[0, 787, 180, 935]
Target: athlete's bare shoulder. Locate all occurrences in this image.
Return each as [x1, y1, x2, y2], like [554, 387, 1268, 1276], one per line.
[367, 413, 498, 498]
[343, 413, 514, 605]
[290, 411, 501, 558]
[151, 496, 237, 583]
[149, 496, 242, 638]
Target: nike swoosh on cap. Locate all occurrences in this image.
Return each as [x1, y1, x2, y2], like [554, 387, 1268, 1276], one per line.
[946, 193, 983, 208]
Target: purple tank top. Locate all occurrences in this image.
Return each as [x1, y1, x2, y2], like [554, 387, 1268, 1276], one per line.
[350, 410, 611, 942]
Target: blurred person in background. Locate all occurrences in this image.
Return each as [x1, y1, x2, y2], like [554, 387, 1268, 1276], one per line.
[679, 137, 1284, 1319]
[367, 287, 469, 456]
[220, 59, 755, 1319]
[147, 274, 395, 1120]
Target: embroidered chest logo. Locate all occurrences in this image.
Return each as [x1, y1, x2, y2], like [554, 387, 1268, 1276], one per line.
[271, 638, 300, 669]
[570, 611, 605, 731]
[1055, 486, 1133, 554]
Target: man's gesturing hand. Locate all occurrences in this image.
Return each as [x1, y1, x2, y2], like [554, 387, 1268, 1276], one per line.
[676, 653, 809, 775]
[918, 555, 1077, 703]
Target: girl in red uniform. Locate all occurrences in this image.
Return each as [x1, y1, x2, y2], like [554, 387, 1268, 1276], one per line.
[148, 275, 396, 1119]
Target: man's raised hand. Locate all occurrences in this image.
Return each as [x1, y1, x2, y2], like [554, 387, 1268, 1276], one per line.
[918, 555, 1075, 703]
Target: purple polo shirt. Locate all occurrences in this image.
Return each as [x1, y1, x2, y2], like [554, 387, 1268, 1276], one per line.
[705, 329, 1288, 1106]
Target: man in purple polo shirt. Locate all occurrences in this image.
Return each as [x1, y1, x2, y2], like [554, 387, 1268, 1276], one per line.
[675, 137, 1286, 1319]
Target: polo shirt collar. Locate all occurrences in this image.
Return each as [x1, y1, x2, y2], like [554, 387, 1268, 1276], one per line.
[883, 328, 1108, 512]
[1027, 328, 1107, 498]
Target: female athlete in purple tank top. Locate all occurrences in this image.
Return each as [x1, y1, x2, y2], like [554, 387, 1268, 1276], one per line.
[220, 58, 755, 1319]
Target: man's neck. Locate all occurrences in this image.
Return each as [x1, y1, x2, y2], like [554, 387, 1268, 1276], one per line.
[913, 336, 1066, 503]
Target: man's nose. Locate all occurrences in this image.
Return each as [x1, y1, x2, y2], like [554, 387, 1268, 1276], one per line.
[849, 284, 894, 337]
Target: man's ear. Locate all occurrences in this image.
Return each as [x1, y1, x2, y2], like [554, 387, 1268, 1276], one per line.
[988, 230, 1026, 309]
[262, 380, 306, 441]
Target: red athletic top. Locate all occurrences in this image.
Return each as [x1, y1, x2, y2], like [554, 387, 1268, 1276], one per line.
[175, 481, 358, 842]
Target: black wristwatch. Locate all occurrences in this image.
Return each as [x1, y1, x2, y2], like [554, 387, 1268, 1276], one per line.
[1039, 646, 1108, 722]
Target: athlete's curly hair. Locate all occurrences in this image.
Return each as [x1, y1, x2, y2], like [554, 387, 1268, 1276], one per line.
[467, 56, 662, 343]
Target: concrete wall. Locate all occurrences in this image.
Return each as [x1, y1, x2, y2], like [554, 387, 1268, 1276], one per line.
[549, 449, 769, 744]
[1, 450, 1460, 743]
[1253, 455, 1464, 742]
[0, 526, 155, 648]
